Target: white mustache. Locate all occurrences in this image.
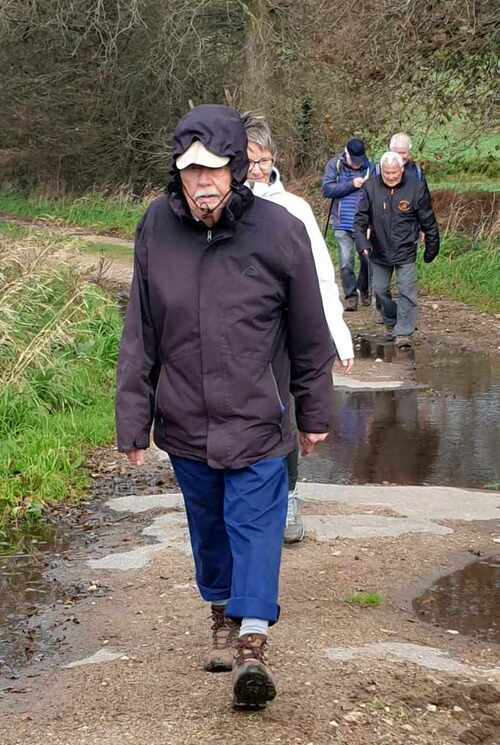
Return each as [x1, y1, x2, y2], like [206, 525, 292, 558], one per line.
[195, 192, 219, 200]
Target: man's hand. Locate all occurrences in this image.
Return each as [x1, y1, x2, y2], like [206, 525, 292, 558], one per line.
[299, 431, 328, 456]
[335, 358, 354, 374]
[353, 177, 365, 189]
[126, 449, 145, 466]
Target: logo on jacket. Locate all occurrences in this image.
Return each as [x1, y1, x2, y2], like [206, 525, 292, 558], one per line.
[242, 265, 259, 277]
[398, 200, 411, 213]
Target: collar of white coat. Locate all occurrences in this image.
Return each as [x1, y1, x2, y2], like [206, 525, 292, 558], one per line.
[246, 167, 284, 199]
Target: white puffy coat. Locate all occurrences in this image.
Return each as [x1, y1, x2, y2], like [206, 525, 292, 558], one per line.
[251, 170, 354, 361]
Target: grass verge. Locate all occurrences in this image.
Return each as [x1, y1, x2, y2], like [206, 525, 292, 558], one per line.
[327, 232, 500, 314]
[0, 232, 122, 535]
[0, 190, 148, 239]
[416, 235, 500, 313]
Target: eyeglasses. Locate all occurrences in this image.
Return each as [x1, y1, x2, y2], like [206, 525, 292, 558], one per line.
[248, 158, 274, 171]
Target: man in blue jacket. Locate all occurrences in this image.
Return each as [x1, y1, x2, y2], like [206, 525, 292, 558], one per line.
[322, 139, 375, 311]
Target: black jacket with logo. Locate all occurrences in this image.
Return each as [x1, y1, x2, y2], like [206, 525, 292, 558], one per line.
[353, 173, 440, 266]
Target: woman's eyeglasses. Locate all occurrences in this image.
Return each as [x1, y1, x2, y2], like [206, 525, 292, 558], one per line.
[248, 158, 274, 171]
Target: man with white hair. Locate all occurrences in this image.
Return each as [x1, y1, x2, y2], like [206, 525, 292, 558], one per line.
[354, 151, 440, 349]
[389, 132, 428, 188]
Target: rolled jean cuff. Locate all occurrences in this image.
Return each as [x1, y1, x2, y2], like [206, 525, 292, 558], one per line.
[225, 596, 281, 625]
[198, 586, 232, 603]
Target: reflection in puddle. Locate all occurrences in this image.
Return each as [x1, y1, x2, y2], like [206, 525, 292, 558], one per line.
[414, 556, 500, 643]
[301, 346, 500, 488]
[0, 524, 72, 677]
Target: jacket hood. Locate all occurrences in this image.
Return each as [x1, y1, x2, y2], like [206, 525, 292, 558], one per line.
[170, 105, 249, 185]
[167, 104, 252, 223]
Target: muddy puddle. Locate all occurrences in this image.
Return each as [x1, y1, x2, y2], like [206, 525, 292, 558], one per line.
[0, 457, 177, 683]
[0, 523, 75, 680]
[301, 343, 500, 489]
[414, 555, 500, 643]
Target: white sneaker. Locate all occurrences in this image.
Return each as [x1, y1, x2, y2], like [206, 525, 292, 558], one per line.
[284, 488, 305, 544]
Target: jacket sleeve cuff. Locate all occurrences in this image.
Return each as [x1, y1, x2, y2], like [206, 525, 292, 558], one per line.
[295, 418, 330, 435]
[117, 437, 151, 453]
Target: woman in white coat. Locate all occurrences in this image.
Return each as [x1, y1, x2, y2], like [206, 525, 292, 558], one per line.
[242, 112, 354, 543]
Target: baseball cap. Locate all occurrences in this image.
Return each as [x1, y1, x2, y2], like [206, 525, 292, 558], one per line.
[346, 138, 366, 167]
[176, 140, 230, 170]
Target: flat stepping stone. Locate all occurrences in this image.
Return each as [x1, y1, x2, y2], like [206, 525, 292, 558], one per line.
[300, 483, 500, 523]
[86, 513, 190, 571]
[305, 514, 452, 540]
[333, 373, 423, 391]
[325, 642, 500, 678]
[65, 648, 124, 668]
[105, 493, 184, 514]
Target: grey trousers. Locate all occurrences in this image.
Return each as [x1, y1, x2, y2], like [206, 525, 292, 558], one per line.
[371, 262, 417, 337]
[334, 229, 370, 299]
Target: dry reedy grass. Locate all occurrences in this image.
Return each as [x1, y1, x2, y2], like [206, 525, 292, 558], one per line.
[0, 233, 102, 387]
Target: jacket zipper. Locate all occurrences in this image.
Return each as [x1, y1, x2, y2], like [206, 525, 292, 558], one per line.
[207, 229, 212, 242]
[269, 363, 285, 412]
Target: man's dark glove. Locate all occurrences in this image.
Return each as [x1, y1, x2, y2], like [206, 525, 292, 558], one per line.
[423, 250, 436, 263]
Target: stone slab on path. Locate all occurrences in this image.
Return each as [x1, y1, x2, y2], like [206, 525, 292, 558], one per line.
[86, 512, 190, 571]
[305, 514, 452, 540]
[65, 648, 125, 668]
[332, 373, 424, 391]
[325, 642, 500, 679]
[299, 483, 500, 523]
[105, 493, 183, 514]
[84, 483, 500, 572]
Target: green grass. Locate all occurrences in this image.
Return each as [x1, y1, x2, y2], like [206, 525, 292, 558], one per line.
[428, 178, 500, 193]
[79, 240, 133, 261]
[0, 232, 122, 534]
[346, 592, 384, 607]
[0, 190, 147, 239]
[417, 235, 500, 313]
[327, 232, 500, 314]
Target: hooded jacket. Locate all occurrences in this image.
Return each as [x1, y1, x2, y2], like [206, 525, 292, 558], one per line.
[353, 171, 440, 266]
[251, 169, 353, 361]
[115, 105, 334, 469]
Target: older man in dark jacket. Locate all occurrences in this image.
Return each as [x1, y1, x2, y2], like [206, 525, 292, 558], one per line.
[354, 151, 440, 348]
[115, 105, 334, 710]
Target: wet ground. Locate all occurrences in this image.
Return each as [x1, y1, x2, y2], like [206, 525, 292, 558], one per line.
[0, 449, 177, 683]
[301, 341, 500, 489]
[414, 554, 500, 644]
[0, 524, 73, 676]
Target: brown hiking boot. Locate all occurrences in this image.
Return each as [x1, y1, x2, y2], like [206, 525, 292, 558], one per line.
[232, 633, 276, 710]
[360, 291, 371, 306]
[345, 296, 358, 312]
[204, 605, 240, 672]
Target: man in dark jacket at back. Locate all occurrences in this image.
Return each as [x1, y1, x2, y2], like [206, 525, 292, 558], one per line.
[354, 151, 440, 349]
[322, 138, 375, 310]
[115, 105, 334, 710]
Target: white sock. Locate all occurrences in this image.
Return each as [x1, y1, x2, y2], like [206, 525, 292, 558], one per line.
[211, 599, 229, 608]
[239, 618, 269, 637]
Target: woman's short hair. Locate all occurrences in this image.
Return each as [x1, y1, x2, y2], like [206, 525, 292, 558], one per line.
[241, 111, 277, 159]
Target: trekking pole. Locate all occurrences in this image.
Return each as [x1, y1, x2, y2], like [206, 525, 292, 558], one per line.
[323, 199, 334, 239]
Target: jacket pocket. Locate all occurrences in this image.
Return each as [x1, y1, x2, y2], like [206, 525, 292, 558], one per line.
[269, 363, 286, 414]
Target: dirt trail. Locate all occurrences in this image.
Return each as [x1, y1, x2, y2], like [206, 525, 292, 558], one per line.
[1, 447, 499, 745]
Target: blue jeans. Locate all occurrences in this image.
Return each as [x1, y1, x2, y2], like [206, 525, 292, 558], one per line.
[334, 229, 370, 299]
[371, 262, 418, 336]
[170, 455, 288, 623]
